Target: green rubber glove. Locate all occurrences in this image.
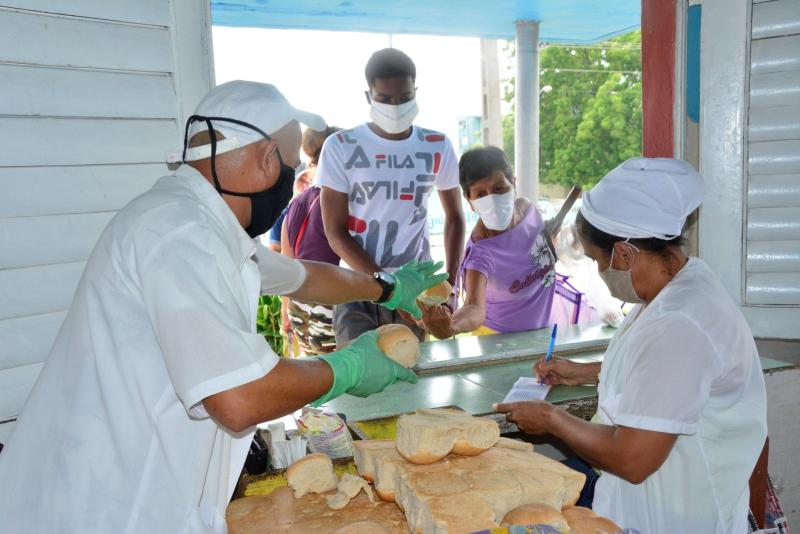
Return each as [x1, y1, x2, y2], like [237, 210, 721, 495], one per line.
[311, 330, 418, 407]
[382, 260, 450, 320]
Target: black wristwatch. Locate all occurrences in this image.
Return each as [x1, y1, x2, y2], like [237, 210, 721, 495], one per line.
[373, 271, 396, 304]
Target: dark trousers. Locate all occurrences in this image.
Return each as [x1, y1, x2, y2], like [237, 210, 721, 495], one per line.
[562, 456, 600, 508]
[333, 300, 426, 348]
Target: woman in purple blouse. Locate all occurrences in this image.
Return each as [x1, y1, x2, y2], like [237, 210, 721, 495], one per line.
[420, 146, 557, 338]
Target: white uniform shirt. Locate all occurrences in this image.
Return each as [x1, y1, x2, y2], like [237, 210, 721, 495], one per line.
[592, 258, 767, 533]
[0, 165, 306, 533]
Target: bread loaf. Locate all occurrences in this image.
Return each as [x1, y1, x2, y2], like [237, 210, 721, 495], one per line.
[376, 324, 420, 368]
[353, 439, 405, 502]
[562, 506, 597, 521]
[501, 503, 569, 529]
[286, 453, 337, 498]
[417, 280, 452, 306]
[395, 408, 500, 464]
[565, 515, 622, 534]
[392, 441, 587, 533]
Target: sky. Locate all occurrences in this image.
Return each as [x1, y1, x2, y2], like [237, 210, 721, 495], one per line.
[212, 27, 512, 149]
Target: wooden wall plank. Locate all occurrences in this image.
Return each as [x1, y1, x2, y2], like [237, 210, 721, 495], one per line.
[0, 362, 44, 420]
[0, 262, 85, 320]
[749, 140, 800, 175]
[749, 106, 800, 142]
[0, 117, 179, 167]
[0, 212, 115, 269]
[0, 64, 177, 119]
[0, 311, 66, 370]
[0, 9, 172, 72]
[0, 1, 171, 26]
[752, 0, 800, 40]
[0, 164, 164, 218]
[746, 272, 800, 304]
[0, 420, 16, 444]
[748, 174, 800, 208]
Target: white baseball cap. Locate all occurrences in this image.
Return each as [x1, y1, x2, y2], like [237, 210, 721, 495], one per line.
[580, 157, 704, 240]
[183, 80, 326, 162]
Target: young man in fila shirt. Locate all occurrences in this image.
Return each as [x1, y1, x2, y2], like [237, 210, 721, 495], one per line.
[317, 48, 465, 347]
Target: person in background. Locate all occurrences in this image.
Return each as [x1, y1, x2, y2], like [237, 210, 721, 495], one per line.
[420, 146, 558, 338]
[266, 164, 312, 252]
[495, 158, 767, 533]
[317, 48, 465, 347]
[281, 126, 342, 355]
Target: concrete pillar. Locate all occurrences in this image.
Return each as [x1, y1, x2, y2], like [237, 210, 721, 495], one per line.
[515, 20, 540, 201]
[480, 39, 503, 148]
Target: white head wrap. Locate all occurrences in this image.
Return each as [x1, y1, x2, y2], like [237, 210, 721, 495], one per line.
[579, 157, 704, 240]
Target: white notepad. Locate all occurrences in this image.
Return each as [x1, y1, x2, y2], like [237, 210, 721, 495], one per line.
[502, 377, 552, 403]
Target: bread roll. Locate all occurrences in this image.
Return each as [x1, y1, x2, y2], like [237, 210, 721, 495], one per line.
[501, 503, 569, 529]
[567, 515, 621, 534]
[286, 453, 337, 498]
[417, 280, 452, 306]
[376, 324, 420, 368]
[562, 506, 597, 521]
[395, 408, 500, 464]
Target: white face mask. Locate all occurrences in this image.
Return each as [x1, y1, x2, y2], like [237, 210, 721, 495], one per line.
[598, 241, 644, 303]
[471, 191, 515, 231]
[369, 99, 419, 134]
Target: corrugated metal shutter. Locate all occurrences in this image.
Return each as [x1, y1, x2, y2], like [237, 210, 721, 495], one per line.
[0, 2, 213, 439]
[745, 0, 800, 305]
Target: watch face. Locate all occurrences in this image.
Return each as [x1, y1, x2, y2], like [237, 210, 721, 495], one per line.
[376, 271, 395, 285]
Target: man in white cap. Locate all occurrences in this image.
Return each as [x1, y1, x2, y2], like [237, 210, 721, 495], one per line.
[496, 158, 767, 533]
[0, 81, 445, 533]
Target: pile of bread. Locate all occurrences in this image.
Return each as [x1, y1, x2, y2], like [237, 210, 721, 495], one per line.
[227, 408, 622, 533]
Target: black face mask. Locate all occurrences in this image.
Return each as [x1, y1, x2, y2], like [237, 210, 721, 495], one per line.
[182, 115, 296, 238]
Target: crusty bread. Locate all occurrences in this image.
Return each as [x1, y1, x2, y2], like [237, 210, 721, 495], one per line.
[326, 473, 375, 510]
[353, 439, 405, 502]
[395, 408, 500, 464]
[562, 506, 597, 521]
[501, 503, 570, 529]
[286, 453, 337, 498]
[391, 441, 587, 534]
[376, 324, 420, 368]
[495, 436, 534, 452]
[566, 515, 621, 534]
[227, 491, 407, 534]
[416, 280, 453, 306]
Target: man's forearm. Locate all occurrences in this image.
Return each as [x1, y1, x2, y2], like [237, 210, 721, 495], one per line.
[443, 217, 465, 286]
[288, 260, 382, 305]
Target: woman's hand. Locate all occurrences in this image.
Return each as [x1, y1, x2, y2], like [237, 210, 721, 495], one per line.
[493, 401, 554, 435]
[533, 357, 599, 386]
[419, 303, 456, 339]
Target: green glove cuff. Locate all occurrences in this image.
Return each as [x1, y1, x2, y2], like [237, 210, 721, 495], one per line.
[310, 352, 359, 407]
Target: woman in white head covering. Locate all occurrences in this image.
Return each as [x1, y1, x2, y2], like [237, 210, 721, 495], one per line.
[495, 158, 767, 533]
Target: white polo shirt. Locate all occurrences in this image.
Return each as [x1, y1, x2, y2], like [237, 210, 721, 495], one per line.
[0, 165, 306, 533]
[592, 258, 767, 533]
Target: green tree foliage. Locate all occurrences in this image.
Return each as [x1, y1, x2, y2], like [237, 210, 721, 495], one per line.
[503, 30, 642, 189]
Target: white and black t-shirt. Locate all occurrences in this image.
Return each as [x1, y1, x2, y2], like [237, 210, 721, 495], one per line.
[315, 123, 459, 271]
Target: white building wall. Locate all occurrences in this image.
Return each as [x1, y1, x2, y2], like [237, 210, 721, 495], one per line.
[0, 1, 214, 443]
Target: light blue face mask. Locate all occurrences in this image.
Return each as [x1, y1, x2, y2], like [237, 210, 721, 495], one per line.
[598, 240, 644, 303]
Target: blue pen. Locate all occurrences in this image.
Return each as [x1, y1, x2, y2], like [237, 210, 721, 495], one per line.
[540, 324, 558, 385]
